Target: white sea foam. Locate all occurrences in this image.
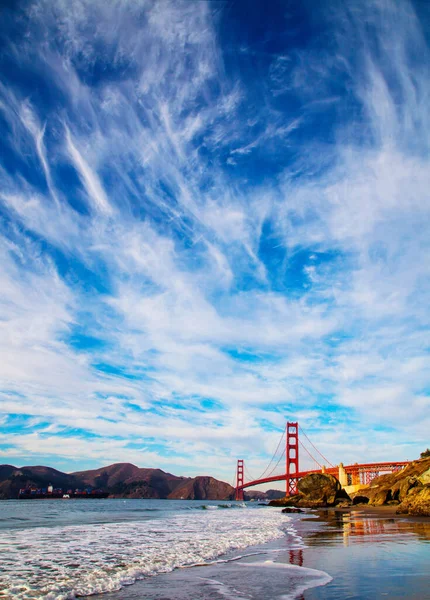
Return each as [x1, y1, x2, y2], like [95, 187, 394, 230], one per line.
[0, 506, 290, 599]
[241, 561, 333, 599]
[198, 561, 332, 600]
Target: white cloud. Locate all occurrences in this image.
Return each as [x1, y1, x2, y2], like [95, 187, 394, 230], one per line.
[0, 0, 429, 481]
[65, 126, 113, 215]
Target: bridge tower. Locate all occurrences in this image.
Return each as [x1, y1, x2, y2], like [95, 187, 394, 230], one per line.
[286, 422, 299, 496]
[235, 459, 244, 501]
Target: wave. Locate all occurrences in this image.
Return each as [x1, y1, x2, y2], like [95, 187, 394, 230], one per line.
[189, 502, 246, 510]
[0, 506, 291, 599]
[199, 562, 332, 600]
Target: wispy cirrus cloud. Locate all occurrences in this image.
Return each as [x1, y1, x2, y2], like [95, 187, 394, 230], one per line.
[0, 0, 429, 483]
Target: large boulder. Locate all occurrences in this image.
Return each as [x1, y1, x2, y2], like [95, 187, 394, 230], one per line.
[298, 473, 343, 506]
[269, 473, 350, 508]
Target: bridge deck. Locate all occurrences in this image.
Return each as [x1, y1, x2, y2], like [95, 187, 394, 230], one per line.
[238, 461, 409, 490]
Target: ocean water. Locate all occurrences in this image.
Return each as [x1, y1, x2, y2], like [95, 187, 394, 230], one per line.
[1, 500, 429, 600]
[0, 499, 329, 599]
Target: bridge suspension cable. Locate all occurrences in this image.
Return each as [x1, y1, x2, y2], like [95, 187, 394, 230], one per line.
[298, 439, 322, 469]
[252, 426, 286, 481]
[264, 445, 286, 479]
[244, 465, 256, 482]
[299, 425, 334, 468]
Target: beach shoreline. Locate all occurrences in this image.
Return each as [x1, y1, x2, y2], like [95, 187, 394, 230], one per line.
[2, 499, 428, 599]
[91, 504, 430, 600]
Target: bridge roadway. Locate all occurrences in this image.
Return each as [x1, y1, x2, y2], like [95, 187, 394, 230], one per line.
[238, 461, 410, 491]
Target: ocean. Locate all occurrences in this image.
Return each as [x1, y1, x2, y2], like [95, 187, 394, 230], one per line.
[0, 500, 429, 599]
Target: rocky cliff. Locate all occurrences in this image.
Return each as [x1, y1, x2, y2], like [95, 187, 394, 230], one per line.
[266, 457, 430, 517]
[351, 456, 430, 516]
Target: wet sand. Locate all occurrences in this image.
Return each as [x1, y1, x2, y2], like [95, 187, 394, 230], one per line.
[300, 507, 430, 599]
[321, 503, 430, 521]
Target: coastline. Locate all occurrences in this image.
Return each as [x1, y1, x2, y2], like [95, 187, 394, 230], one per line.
[2, 499, 428, 599]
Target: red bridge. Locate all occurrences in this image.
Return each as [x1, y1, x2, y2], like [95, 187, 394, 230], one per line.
[235, 422, 409, 500]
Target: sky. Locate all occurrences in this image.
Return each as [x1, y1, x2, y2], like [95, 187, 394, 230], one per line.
[0, 0, 429, 485]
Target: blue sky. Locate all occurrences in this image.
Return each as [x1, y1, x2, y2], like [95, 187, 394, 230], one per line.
[0, 0, 429, 482]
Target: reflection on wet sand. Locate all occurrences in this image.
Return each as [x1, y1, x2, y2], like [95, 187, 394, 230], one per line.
[289, 549, 304, 567]
[299, 510, 430, 599]
[304, 509, 430, 547]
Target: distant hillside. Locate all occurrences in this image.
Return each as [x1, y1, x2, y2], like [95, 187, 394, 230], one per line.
[266, 489, 286, 500]
[168, 476, 234, 500]
[0, 463, 234, 500]
[244, 490, 267, 501]
[71, 463, 190, 498]
[244, 489, 286, 501]
[0, 465, 79, 500]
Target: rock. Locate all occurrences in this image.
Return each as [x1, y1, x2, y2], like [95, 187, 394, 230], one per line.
[418, 468, 430, 485]
[297, 473, 345, 506]
[372, 489, 392, 506]
[397, 484, 430, 516]
[269, 474, 350, 509]
[295, 499, 332, 509]
[352, 495, 369, 505]
[282, 507, 304, 513]
[398, 476, 421, 501]
[268, 494, 302, 507]
[335, 495, 352, 505]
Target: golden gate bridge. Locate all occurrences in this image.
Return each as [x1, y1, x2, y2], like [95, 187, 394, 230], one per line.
[235, 421, 409, 500]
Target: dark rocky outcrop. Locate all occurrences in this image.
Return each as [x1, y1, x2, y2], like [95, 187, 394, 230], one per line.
[350, 457, 430, 516]
[269, 473, 350, 508]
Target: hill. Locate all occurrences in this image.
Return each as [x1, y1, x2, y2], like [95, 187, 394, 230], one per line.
[0, 463, 234, 501]
[0, 465, 79, 500]
[168, 476, 234, 500]
[243, 489, 285, 501]
[71, 463, 191, 498]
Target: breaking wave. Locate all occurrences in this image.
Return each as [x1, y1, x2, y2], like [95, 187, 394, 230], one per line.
[0, 504, 291, 599]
